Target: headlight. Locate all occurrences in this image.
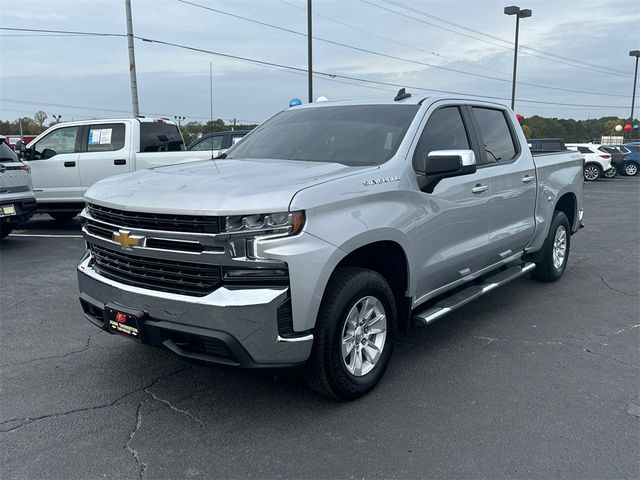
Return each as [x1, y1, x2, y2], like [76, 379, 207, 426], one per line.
[223, 211, 305, 236]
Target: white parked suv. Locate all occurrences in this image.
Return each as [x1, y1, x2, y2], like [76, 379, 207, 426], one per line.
[566, 143, 613, 181]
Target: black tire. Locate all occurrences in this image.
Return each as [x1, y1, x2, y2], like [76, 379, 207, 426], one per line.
[623, 162, 639, 176]
[603, 165, 617, 178]
[532, 211, 571, 282]
[49, 211, 80, 221]
[583, 164, 601, 182]
[0, 224, 13, 239]
[305, 267, 397, 400]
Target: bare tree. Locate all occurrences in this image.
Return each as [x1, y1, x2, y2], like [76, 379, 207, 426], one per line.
[33, 111, 48, 127]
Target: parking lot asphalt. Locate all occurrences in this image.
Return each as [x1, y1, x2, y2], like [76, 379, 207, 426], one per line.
[1, 177, 639, 480]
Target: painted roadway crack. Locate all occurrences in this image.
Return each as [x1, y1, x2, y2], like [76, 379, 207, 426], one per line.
[125, 402, 148, 479]
[144, 388, 205, 428]
[0, 335, 92, 368]
[470, 333, 639, 369]
[0, 367, 188, 433]
[600, 276, 638, 297]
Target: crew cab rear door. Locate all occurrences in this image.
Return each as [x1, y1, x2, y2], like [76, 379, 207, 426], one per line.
[469, 106, 536, 262]
[78, 122, 131, 193]
[410, 104, 494, 299]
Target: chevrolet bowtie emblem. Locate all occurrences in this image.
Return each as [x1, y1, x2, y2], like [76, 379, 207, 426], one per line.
[112, 229, 144, 249]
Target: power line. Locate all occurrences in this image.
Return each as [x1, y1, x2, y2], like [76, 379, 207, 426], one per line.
[298, 0, 635, 98]
[0, 98, 260, 124]
[134, 35, 630, 108]
[378, 0, 633, 77]
[176, 0, 632, 98]
[0, 27, 630, 109]
[0, 27, 125, 37]
[363, 0, 634, 79]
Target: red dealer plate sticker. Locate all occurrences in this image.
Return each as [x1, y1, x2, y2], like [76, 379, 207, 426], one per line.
[105, 306, 143, 342]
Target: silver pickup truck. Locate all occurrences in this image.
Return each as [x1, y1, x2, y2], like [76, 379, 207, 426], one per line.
[77, 92, 583, 400]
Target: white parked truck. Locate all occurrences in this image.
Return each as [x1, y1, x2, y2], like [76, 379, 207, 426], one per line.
[16, 118, 215, 220]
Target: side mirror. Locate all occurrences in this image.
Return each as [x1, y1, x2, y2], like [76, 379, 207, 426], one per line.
[14, 140, 26, 158]
[417, 149, 477, 193]
[41, 148, 56, 159]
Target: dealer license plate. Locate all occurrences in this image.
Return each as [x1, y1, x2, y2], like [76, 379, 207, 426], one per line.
[105, 306, 143, 341]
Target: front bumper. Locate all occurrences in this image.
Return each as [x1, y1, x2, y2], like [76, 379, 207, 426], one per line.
[77, 255, 313, 368]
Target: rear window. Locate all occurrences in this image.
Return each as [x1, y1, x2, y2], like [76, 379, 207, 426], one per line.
[0, 142, 19, 162]
[471, 107, 518, 163]
[139, 122, 184, 152]
[577, 146, 595, 154]
[188, 135, 225, 151]
[87, 123, 126, 152]
[226, 105, 419, 166]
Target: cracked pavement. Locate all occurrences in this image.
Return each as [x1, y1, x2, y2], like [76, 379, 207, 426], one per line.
[1, 177, 638, 479]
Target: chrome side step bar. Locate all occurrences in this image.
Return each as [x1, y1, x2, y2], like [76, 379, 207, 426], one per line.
[412, 262, 536, 327]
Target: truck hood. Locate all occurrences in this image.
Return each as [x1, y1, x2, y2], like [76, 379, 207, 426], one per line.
[84, 158, 376, 215]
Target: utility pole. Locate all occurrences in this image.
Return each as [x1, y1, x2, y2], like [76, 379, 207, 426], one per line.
[125, 0, 140, 117]
[307, 0, 313, 103]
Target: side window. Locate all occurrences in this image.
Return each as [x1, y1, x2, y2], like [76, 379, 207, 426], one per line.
[471, 107, 518, 164]
[190, 135, 224, 151]
[139, 122, 184, 152]
[577, 147, 591, 154]
[33, 126, 80, 159]
[412, 106, 470, 171]
[87, 123, 125, 152]
[231, 135, 244, 145]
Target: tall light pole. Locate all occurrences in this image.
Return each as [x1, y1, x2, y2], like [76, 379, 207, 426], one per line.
[307, 0, 313, 103]
[504, 6, 532, 110]
[629, 50, 640, 129]
[125, 0, 140, 117]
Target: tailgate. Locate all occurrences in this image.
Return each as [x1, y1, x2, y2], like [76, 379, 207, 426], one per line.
[0, 163, 31, 195]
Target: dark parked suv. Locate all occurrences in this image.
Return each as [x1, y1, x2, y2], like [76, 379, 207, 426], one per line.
[0, 138, 36, 238]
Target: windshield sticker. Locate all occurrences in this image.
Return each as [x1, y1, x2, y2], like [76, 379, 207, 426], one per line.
[89, 128, 113, 145]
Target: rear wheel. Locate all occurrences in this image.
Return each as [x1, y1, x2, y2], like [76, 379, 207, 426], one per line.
[305, 267, 397, 400]
[624, 162, 638, 176]
[0, 223, 13, 239]
[603, 166, 617, 178]
[583, 164, 601, 182]
[532, 211, 571, 282]
[48, 211, 80, 221]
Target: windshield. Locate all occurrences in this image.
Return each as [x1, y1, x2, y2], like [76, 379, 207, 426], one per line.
[225, 105, 419, 166]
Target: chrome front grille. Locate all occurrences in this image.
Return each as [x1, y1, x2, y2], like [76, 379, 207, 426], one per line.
[89, 244, 221, 296]
[87, 203, 221, 234]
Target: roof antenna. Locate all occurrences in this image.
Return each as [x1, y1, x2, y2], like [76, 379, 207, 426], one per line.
[394, 88, 411, 101]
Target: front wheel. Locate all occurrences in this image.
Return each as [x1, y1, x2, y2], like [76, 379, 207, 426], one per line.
[603, 166, 617, 178]
[305, 267, 397, 400]
[583, 164, 601, 182]
[623, 162, 639, 176]
[532, 211, 571, 282]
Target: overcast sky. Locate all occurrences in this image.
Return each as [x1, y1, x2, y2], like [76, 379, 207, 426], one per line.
[1, 0, 639, 125]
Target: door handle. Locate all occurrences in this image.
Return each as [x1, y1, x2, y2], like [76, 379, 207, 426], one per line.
[522, 174, 535, 183]
[64, 161, 76, 167]
[114, 159, 126, 165]
[472, 184, 489, 193]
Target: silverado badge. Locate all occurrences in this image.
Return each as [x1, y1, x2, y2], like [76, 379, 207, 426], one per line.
[112, 230, 144, 249]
